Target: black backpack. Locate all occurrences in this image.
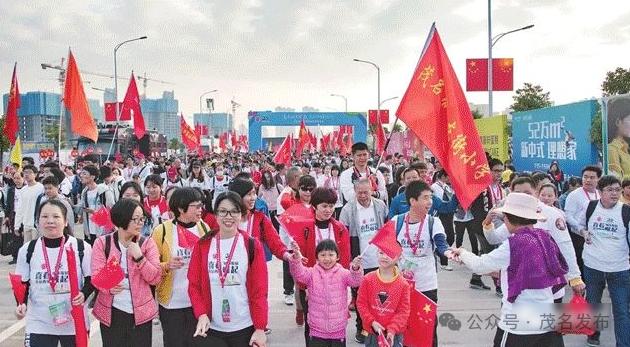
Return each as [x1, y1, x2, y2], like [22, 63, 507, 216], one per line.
[395, 212, 436, 251]
[585, 200, 630, 250]
[26, 237, 85, 267]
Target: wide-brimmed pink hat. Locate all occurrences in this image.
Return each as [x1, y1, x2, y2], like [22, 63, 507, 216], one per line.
[494, 193, 545, 221]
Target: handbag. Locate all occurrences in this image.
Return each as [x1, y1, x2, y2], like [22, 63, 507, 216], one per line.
[555, 295, 596, 335]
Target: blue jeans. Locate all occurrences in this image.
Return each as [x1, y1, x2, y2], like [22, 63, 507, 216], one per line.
[583, 265, 630, 347]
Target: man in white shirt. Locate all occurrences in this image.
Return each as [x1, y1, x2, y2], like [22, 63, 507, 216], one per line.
[378, 154, 395, 183]
[78, 165, 115, 245]
[577, 175, 630, 347]
[209, 164, 231, 206]
[13, 165, 44, 242]
[431, 170, 456, 271]
[340, 142, 387, 204]
[134, 154, 153, 185]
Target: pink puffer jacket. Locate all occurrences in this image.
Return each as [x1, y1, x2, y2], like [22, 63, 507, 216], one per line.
[91, 232, 162, 327]
[289, 258, 363, 339]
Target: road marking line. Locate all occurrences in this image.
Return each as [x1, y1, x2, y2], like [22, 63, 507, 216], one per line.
[0, 319, 25, 344]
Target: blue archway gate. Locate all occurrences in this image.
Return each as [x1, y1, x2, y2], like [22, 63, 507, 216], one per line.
[248, 111, 368, 151]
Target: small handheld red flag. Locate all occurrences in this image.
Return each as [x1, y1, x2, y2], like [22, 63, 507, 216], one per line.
[65, 246, 88, 347]
[92, 257, 125, 290]
[404, 288, 437, 347]
[274, 134, 293, 165]
[279, 203, 314, 245]
[90, 207, 115, 233]
[9, 273, 27, 304]
[377, 331, 391, 347]
[369, 221, 402, 259]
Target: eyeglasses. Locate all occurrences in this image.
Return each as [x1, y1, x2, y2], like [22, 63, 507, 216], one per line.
[300, 186, 314, 192]
[188, 202, 204, 210]
[216, 209, 241, 217]
[603, 187, 622, 193]
[131, 216, 147, 224]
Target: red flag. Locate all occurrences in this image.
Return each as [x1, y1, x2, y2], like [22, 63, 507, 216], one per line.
[369, 221, 402, 259]
[375, 114, 386, 154]
[65, 246, 88, 347]
[274, 134, 293, 165]
[177, 225, 201, 250]
[466, 58, 514, 91]
[195, 124, 208, 136]
[9, 273, 27, 304]
[404, 289, 437, 347]
[104, 102, 123, 122]
[120, 73, 145, 138]
[296, 119, 309, 156]
[231, 130, 238, 149]
[219, 132, 227, 152]
[180, 115, 199, 150]
[4, 63, 20, 145]
[396, 25, 492, 209]
[64, 51, 98, 142]
[345, 128, 353, 155]
[92, 257, 125, 290]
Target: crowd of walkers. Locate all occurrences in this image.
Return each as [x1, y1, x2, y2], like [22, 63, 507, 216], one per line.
[1, 143, 629, 347]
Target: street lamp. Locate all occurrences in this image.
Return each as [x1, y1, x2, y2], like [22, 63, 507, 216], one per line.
[199, 90, 218, 114]
[107, 35, 147, 160]
[330, 94, 348, 113]
[353, 58, 381, 124]
[487, 2, 533, 117]
[199, 90, 218, 147]
[379, 96, 398, 108]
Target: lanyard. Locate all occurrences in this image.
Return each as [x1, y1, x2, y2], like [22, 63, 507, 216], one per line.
[490, 184, 503, 205]
[216, 233, 240, 288]
[583, 188, 599, 201]
[330, 177, 339, 190]
[245, 214, 254, 235]
[41, 237, 66, 292]
[404, 215, 426, 255]
[316, 224, 333, 243]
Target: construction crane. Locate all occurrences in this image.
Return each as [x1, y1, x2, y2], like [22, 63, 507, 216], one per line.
[137, 72, 173, 98]
[231, 97, 241, 119]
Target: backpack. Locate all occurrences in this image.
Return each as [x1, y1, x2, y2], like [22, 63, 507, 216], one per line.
[103, 233, 146, 259]
[33, 193, 46, 225]
[585, 200, 630, 249]
[395, 212, 436, 251]
[26, 237, 85, 267]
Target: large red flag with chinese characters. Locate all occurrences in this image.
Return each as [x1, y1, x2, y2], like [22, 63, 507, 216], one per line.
[274, 134, 293, 165]
[4, 63, 20, 145]
[396, 25, 492, 209]
[404, 288, 437, 347]
[466, 58, 514, 91]
[120, 73, 145, 138]
[180, 115, 199, 150]
[64, 50, 98, 142]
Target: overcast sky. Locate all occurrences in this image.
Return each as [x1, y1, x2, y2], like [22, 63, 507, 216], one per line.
[2, 0, 629, 129]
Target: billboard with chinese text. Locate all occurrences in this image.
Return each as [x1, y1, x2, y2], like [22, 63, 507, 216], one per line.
[385, 130, 425, 158]
[605, 94, 630, 179]
[474, 115, 509, 162]
[512, 100, 598, 177]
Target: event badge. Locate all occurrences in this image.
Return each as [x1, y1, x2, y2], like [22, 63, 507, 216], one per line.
[221, 298, 231, 322]
[399, 256, 418, 281]
[224, 273, 241, 286]
[48, 300, 71, 326]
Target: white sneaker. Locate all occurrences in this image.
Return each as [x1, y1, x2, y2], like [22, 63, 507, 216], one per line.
[284, 294, 295, 306]
[441, 264, 453, 271]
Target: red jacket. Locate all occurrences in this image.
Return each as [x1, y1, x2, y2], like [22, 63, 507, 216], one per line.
[292, 218, 351, 269]
[248, 210, 288, 260]
[202, 212, 220, 232]
[356, 269, 411, 334]
[187, 230, 268, 330]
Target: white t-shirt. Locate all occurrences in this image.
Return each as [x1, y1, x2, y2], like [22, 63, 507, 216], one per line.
[211, 176, 231, 205]
[579, 201, 630, 272]
[16, 237, 92, 335]
[161, 226, 194, 309]
[565, 187, 600, 231]
[112, 242, 134, 314]
[356, 201, 379, 269]
[394, 214, 445, 292]
[85, 188, 99, 236]
[208, 235, 252, 332]
[315, 225, 335, 246]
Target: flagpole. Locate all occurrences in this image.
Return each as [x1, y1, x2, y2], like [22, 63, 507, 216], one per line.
[58, 53, 68, 159]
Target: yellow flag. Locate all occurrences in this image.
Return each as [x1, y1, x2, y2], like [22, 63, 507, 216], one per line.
[10, 137, 22, 169]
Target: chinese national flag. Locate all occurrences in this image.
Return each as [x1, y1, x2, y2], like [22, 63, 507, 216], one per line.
[404, 289, 437, 347]
[274, 134, 293, 165]
[120, 73, 145, 138]
[104, 102, 122, 122]
[195, 124, 208, 136]
[336, 126, 345, 148]
[396, 25, 492, 209]
[4, 63, 20, 145]
[375, 113, 386, 155]
[64, 50, 98, 143]
[369, 221, 402, 259]
[180, 115, 199, 150]
[466, 58, 514, 91]
[231, 130, 238, 149]
[296, 119, 309, 156]
[219, 132, 227, 152]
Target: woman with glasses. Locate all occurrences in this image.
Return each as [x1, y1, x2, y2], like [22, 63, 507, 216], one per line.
[119, 181, 153, 237]
[188, 191, 268, 347]
[91, 198, 162, 347]
[188, 160, 211, 191]
[152, 187, 212, 347]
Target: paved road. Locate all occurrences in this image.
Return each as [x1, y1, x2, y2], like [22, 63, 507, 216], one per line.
[0, 229, 614, 346]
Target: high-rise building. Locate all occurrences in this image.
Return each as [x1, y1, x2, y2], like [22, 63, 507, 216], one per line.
[193, 112, 233, 138]
[2, 91, 101, 144]
[140, 91, 180, 141]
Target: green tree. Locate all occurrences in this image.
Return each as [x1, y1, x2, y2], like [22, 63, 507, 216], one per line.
[602, 67, 630, 97]
[392, 123, 404, 132]
[0, 117, 12, 165]
[44, 123, 66, 151]
[472, 109, 484, 119]
[590, 105, 603, 150]
[169, 138, 181, 150]
[510, 83, 553, 112]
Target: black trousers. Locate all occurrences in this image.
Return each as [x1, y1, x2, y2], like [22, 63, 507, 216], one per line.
[309, 336, 346, 347]
[100, 307, 152, 347]
[25, 333, 75, 347]
[159, 306, 197, 347]
[192, 326, 254, 347]
[283, 260, 295, 295]
[468, 217, 492, 256]
[354, 267, 378, 332]
[437, 213, 454, 265]
[454, 220, 474, 248]
[493, 327, 564, 347]
[299, 289, 310, 344]
[569, 229, 585, 275]
[421, 289, 439, 347]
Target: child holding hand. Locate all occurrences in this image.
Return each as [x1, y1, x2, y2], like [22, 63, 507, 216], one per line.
[289, 240, 363, 347]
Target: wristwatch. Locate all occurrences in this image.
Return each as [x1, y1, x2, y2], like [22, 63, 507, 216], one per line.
[132, 255, 145, 263]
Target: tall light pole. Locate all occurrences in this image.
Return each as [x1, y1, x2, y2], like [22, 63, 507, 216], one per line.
[199, 90, 218, 114]
[379, 96, 398, 108]
[199, 90, 218, 147]
[330, 93, 348, 113]
[488, 1, 533, 117]
[353, 58, 381, 124]
[107, 35, 147, 160]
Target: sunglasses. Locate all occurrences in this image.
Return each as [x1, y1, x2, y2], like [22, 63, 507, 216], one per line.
[300, 186, 315, 192]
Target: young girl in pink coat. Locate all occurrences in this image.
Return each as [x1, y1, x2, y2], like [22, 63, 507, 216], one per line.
[289, 239, 363, 347]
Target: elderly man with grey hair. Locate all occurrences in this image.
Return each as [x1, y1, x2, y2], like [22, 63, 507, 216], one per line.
[339, 178, 388, 343]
